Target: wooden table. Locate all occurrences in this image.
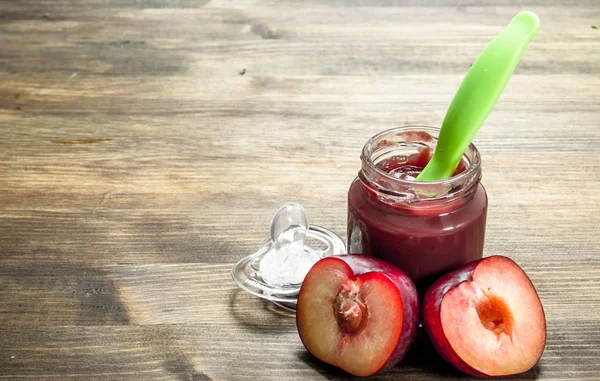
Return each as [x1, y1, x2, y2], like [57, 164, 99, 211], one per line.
[1, 1, 599, 380]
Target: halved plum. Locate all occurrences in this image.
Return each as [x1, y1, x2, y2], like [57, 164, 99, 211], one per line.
[423, 255, 546, 377]
[296, 254, 419, 377]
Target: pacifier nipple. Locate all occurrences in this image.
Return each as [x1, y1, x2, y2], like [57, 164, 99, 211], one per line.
[260, 203, 319, 287]
[270, 203, 308, 250]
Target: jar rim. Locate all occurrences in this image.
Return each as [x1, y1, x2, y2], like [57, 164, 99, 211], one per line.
[360, 126, 482, 202]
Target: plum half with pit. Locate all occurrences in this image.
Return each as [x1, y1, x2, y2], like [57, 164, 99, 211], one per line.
[422, 255, 546, 377]
[296, 254, 419, 377]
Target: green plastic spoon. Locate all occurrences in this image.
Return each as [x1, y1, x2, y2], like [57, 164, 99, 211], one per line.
[416, 11, 540, 182]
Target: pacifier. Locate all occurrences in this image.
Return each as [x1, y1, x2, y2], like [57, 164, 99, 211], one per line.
[231, 203, 345, 309]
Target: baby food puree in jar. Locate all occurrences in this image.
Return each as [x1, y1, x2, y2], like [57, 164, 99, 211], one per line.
[347, 126, 488, 293]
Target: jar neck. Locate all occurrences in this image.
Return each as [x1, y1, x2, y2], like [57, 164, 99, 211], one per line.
[359, 126, 482, 211]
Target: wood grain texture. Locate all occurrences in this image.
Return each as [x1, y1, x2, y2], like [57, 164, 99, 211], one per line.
[0, 0, 599, 379]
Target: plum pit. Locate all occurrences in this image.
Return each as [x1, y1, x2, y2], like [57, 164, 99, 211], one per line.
[334, 284, 368, 335]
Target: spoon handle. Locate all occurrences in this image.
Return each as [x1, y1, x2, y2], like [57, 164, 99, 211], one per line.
[416, 12, 540, 181]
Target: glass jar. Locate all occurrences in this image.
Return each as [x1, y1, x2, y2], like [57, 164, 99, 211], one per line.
[347, 126, 488, 293]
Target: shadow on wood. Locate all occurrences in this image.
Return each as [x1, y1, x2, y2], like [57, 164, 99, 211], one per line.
[227, 288, 296, 334]
[295, 326, 541, 380]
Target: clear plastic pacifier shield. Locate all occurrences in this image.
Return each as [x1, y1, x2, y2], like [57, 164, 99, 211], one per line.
[231, 203, 345, 308]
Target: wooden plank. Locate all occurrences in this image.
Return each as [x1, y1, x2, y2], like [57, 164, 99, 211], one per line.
[0, 261, 598, 326]
[0, 4, 598, 79]
[0, 322, 598, 380]
[0, 150, 598, 266]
